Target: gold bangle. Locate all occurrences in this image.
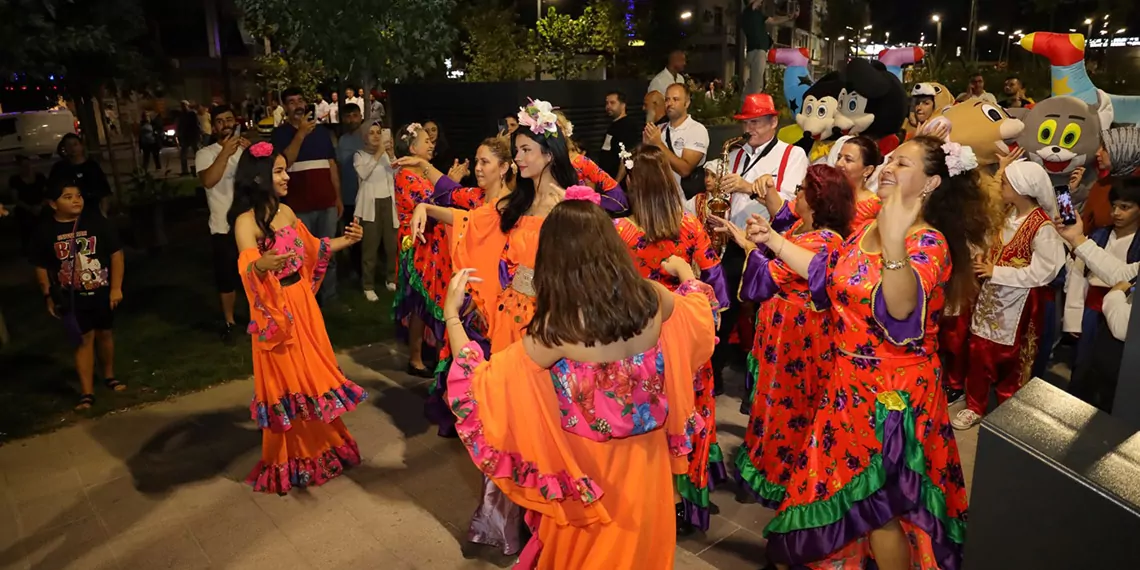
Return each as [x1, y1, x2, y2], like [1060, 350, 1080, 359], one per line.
[882, 258, 909, 271]
[445, 316, 462, 326]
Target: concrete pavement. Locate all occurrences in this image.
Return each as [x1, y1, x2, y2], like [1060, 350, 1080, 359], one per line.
[0, 341, 983, 570]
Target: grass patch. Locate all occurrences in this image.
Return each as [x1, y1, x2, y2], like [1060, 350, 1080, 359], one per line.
[0, 215, 394, 442]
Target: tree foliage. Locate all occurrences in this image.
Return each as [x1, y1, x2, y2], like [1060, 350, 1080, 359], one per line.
[459, 0, 531, 82]
[236, 0, 457, 84]
[531, 0, 626, 80]
[253, 53, 326, 101]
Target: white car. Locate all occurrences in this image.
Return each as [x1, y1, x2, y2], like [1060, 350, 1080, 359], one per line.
[0, 109, 78, 157]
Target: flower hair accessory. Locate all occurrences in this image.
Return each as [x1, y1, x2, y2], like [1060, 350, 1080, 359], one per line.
[518, 98, 560, 138]
[402, 123, 423, 140]
[941, 142, 978, 177]
[618, 143, 633, 170]
[249, 142, 273, 158]
[561, 118, 575, 138]
[564, 185, 601, 205]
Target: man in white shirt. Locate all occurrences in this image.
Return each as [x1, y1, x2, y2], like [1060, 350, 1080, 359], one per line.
[699, 92, 808, 398]
[194, 104, 250, 344]
[271, 102, 285, 127]
[644, 83, 708, 208]
[648, 50, 687, 96]
[345, 88, 365, 118]
[315, 93, 332, 124]
[329, 92, 340, 124]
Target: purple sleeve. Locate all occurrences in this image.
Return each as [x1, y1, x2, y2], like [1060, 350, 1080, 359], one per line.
[700, 264, 730, 310]
[430, 176, 462, 206]
[499, 259, 511, 290]
[737, 249, 780, 303]
[871, 269, 927, 345]
[770, 202, 799, 234]
[600, 185, 629, 214]
[807, 252, 831, 310]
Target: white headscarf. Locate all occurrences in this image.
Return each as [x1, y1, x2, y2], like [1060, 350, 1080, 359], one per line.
[1004, 160, 1058, 220]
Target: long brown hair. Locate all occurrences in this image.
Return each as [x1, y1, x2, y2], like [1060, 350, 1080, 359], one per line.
[527, 200, 660, 347]
[911, 135, 992, 309]
[626, 145, 683, 241]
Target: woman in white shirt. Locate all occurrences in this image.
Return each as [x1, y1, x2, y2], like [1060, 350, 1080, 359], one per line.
[354, 123, 399, 300]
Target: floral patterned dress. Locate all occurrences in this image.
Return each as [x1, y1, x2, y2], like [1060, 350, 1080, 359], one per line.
[735, 221, 843, 509]
[614, 213, 729, 531]
[763, 222, 968, 570]
[394, 169, 486, 347]
[572, 154, 628, 214]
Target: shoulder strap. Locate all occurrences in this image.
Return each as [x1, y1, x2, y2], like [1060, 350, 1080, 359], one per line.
[776, 144, 795, 184]
[664, 125, 672, 151]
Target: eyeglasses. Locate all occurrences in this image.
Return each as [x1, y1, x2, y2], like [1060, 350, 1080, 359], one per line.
[794, 184, 804, 194]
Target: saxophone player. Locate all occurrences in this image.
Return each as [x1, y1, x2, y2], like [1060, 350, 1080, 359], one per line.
[710, 93, 809, 400]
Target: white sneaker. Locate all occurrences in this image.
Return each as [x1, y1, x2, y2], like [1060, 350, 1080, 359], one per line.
[385, 282, 397, 292]
[951, 409, 983, 431]
[363, 290, 379, 302]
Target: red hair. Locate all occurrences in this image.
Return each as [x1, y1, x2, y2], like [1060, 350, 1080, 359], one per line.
[801, 164, 856, 237]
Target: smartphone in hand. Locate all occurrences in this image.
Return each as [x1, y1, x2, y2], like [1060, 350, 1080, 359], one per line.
[1055, 187, 1078, 225]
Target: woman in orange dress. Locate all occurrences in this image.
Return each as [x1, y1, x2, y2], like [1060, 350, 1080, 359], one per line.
[716, 165, 853, 510]
[555, 111, 628, 214]
[744, 137, 985, 569]
[400, 100, 590, 556]
[444, 198, 719, 569]
[612, 144, 728, 534]
[229, 142, 368, 495]
[397, 137, 515, 438]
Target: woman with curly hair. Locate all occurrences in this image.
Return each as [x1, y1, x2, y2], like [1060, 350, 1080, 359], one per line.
[745, 136, 987, 569]
[228, 142, 367, 494]
[716, 164, 854, 514]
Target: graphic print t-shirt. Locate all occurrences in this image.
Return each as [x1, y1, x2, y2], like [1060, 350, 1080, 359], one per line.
[34, 216, 122, 296]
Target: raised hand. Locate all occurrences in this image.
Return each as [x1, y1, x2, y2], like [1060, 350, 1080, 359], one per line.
[411, 203, 429, 244]
[1068, 166, 1086, 192]
[996, 146, 1026, 173]
[448, 159, 471, 182]
[877, 184, 924, 248]
[1052, 214, 1086, 246]
[752, 174, 777, 200]
[343, 218, 363, 245]
[708, 215, 751, 250]
[444, 268, 483, 320]
[393, 156, 429, 170]
[745, 213, 773, 245]
[254, 251, 295, 273]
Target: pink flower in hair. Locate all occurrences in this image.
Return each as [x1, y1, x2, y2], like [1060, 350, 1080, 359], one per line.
[249, 142, 274, 158]
[564, 185, 601, 205]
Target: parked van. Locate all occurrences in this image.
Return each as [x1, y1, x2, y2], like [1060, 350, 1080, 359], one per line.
[0, 109, 78, 157]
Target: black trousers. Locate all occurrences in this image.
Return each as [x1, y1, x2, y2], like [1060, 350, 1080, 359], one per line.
[711, 240, 747, 392]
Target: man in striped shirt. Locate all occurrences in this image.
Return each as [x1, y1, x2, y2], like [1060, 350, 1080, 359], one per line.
[272, 86, 343, 303]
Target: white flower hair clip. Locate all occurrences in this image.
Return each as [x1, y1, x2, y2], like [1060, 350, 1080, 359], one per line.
[618, 143, 633, 170]
[517, 98, 560, 138]
[403, 123, 423, 140]
[562, 119, 574, 138]
[942, 142, 978, 177]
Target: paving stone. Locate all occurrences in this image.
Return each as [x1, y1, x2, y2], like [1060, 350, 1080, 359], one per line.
[19, 516, 119, 570]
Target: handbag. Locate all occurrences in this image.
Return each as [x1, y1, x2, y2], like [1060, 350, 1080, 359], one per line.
[664, 126, 707, 200]
[57, 217, 85, 346]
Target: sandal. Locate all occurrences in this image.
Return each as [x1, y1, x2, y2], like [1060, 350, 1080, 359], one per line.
[104, 377, 127, 392]
[76, 394, 95, 410]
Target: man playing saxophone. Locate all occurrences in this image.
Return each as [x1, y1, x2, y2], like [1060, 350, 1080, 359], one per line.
[709, 93, 809, 400]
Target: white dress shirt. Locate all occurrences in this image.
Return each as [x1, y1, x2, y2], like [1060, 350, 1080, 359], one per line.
[352, 150, 398, 228]
[726, 138, 808, 228]
[347, 96, 365, 113]
[315, 100, 331, 123]
[1103, 289, 1132, 341]
[1064, 230, 1137, 332]
[649, 68, 685, 96]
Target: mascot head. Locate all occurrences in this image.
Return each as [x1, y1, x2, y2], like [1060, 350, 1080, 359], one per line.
[1013, 96, 1102, 179]
[835, 59, 907, 140]
[928, 97, 1024, 167]
[795, 72, 845, 141]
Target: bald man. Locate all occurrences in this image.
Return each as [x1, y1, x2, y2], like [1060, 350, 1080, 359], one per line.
[643, 90, 666, 126]
[642, 83, 709, 206]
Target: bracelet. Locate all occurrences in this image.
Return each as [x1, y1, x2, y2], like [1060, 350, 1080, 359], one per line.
[445, 316, 462, 326]
[882, 258, 910, 271]
[774, 237, 785, 257]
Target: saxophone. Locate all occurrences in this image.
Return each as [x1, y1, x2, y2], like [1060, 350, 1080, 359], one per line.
[703, 136, 745, 255]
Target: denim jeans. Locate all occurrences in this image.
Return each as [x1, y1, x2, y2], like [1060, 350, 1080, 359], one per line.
[296, 207, 339, 303]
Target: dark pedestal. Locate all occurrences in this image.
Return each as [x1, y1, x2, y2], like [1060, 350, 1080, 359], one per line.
[964, 379, 1140, 569]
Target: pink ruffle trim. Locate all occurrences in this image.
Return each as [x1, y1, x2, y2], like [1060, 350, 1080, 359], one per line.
[676, 279, 722, 331]
[667, 410, 705, 458]
[310, 237, 332, 293]
[448, 343, 604, 506]
[245, 439, 361, 494]
[250, 380, 369, 432]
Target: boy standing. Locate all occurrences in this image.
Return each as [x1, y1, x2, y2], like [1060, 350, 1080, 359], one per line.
[34, 180, 126, 410]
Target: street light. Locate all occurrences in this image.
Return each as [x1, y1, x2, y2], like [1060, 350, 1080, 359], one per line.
[680, 10, 692, 20]
[864, 24, 872, 30]
[979, 25, 989, 32]
[837, 35, 846, 41]
[1117, 28, 1127, 34]
[998, 30, 1006, 35]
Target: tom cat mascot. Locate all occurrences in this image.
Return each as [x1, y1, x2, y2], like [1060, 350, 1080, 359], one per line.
[1010, 96, 1103, 206]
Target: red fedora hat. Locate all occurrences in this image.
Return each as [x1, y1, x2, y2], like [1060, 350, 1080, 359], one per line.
[734, 93, 779, 121]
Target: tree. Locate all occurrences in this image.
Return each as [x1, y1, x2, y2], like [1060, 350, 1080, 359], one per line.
[236, 0, 457, 117]
[460, 0, 531, 82]
[531, 1, 626, 80]
[252, 53, 326, 102]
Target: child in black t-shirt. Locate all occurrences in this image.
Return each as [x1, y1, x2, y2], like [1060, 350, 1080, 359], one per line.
[33, 179, 126, 410]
